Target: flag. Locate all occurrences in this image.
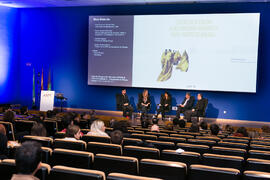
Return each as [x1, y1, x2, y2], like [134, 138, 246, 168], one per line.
[47, 68, 51, 90]
[41, 68, 44, 90]
[32, 68, 35, 107]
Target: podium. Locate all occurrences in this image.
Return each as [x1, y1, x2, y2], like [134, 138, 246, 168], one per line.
[55, 93, 67, 112]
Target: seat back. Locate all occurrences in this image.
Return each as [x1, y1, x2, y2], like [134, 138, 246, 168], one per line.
[41, 147, 52, 164]
[145, 132, 168, 137]
[54, 139, 86, 151]
[44, 120, 58, 137]
[0, 159, 51, 180]
[145, 140, 175, 151]
[131, 134, 157, 141]
[93, 154, 138, 175]
[15, 120, 35, 134]
[196, 136, 220, 142]
[82, 135, 111, 143]
[212, 146, 246, 158]
[158, 136, 186, 144]
[217, 142, 248, 150]
[249, 150, 270, 160]
[50, 165, 105, 180]
[243, 170, 270, 180]
[123, 138, 143, 146]
[140, 159, 187, 180]
[107, 173, 162, 180]
[222, 138, 249, 144]
[161, 150, 201, 167]
[189, 164, 240, 180]
[123, 146, 160, 160]
[246, 158, 270, 173]
[177, 143, 210, 155]
[250, 144, 270, 151]
[54, 132, 66, 138]
[87, 142, 122, 155]
[0, 121, 15, 140]
[22, 135, 54, 148]
[187, 139, 216, 147]
[52, 148, 93, 169]
[203, 153, 244, 171]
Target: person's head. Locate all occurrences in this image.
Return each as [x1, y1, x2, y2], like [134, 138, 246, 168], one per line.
[91, 120, 106, 133]
[66, 125, 81, 140]
[20, 106, 28, 115]
[164, 121, 173, 131]
[0, 124, 6, 135]
[189, 123, 199, 132]
[197, 93, 202, 100]
[141, 121, 149, 128]
[110, 130, 123, 145]
[121, 89, 126, 95]
[225, 124, 234, 134]
[62, 113, 74, 129]
[178, 119, 186, 128]
[210, 124, 220, 135]
[31, 123, 47, 137]
[262, 125, 270, 134]
[15, 141, 42, 175]
[46, 110, 54, 118]
[200, 121, 208, 130]
[143, 89, 148, 97]
[185, 92, 191, 99]
[152, 118, 158, 125]
[3, 111, 15, 122]
[113, 120, 130, 133]
[164, 92, 169, 99]
[236, 127, 248, 137]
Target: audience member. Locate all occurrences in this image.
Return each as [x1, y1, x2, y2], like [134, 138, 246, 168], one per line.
[110, 130, 123, 145]
[224, 124, 234, 135]
[200, 121, 208, 130]
[164, 121, 173, 131]
[112, 120, 131, 137]
[65, 125, 82, 140]
[141, 120, 150, 129]
[0, 124, 8, 160]
[87, 120, 109, 137]
[189, 123, 199, 132]
[20, 106, 29, 116]
[3, 110, 15, 123]
[178, 119, 186, 128]
[11, 141, 42, 180]
[151, 118, 160, 132]
[31, 123, 47, 137]
[234, 127, 248, 137]
[210, 124, 220, 136]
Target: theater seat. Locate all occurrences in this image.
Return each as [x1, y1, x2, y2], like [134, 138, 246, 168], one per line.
[246, 158, 270, 173]
[0, 159, 51, 180]
[145, 132, 168, 137]
[177, 143, 210, 155]
[161, 150, 201, 167]
[54, 139, 86, 151]
[203, 153, 244, 171]
[44, 120, 58, 137]
[212, 146, 246, 158]
[50, 165, 105, 180]
[52, 148, 94, 169]
[140, 159, 187, 180]
[123, 145, 160, 160]
[123, 138, 143, 146]
[22, 135, 54, 148]
[217, 142, 248, 150]
[15, 120, 35, 134]
[54, 132, 66, 138]
[107, 173, 162, 180]
[158, 136, 186, 144]
[145, 140, 175, 151]
[196, 136, 221, 142]
[41, 147, 52, 164]
[222, 138, 249, 144]
[170, 134, 194, 140]
[0, 121, 15, 141]
[93, 154, 138, 175]
[187, 139, 216, 147]
[82, 135, 111, 143]
[189, 164, 240, 180]
[87, 142, 122, 155]
[131, 134, 157, 141]
[250, 144, 270, 151]
[243, 170, 270, 180]
[249, 150, 270, 160]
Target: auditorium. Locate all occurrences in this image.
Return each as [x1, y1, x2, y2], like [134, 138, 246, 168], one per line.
[0, 0, 270, 179]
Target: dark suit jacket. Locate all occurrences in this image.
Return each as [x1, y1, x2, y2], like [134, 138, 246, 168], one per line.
[119, 94, 130, 106]
[194, 98, 207, 116]
[160, 95, 172, 107]
[181, 96, 195, 110]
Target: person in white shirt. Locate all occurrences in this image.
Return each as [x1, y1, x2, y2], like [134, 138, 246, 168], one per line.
[64, 125, 82, 141]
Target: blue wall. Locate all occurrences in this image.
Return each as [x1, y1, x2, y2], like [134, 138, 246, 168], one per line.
[0, 6, 20, 104]
[17, 3, 270, 121]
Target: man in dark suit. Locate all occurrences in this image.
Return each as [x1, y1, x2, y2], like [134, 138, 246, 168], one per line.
[184, 93, 205, 122]
[156, 92, 171, 120]
[176, 92, 194, 119]
[119, 89, 133, 118]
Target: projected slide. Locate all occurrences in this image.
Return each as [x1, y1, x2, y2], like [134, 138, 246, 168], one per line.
[88, 13, 260, 93]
